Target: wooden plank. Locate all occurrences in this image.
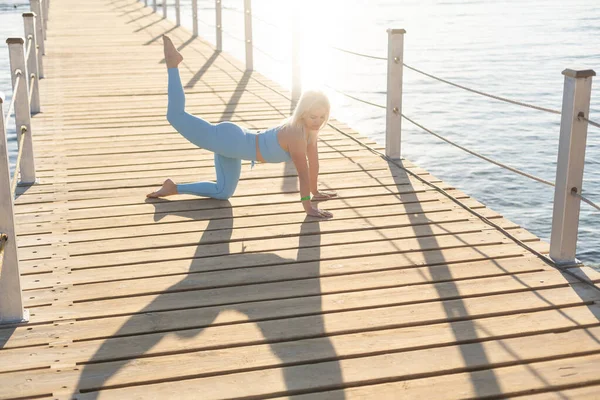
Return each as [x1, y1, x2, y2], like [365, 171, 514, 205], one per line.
[20, 227, 529, 272]
[24, 252, 548, 305]
[4, 299, 599, 375]
[19, 243, 539, 290]
[17, 191, 466, 236]
[3, 283, 597, 350]
[44, 329, 600, 400]
[25, 269, 569, 323]
[4, 309, 600, 399]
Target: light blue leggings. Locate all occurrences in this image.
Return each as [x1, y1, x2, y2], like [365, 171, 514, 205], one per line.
[167, 68, 257, 200]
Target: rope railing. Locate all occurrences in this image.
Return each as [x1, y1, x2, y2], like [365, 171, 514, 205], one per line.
[327, 83, 600, 213]
[578, 112, 600, 129]
[250, 11, 284, 30]
[28, 74, 36, 104]
[25, 35, 33, 62]
[403, 63, 562, 115]
[325, 84, 388, 110]
[4, 71, 21, 125]
[573, 190, 600, 211]
[331, 46, 387, 61]
[330, 45, 565, 115]
[10, 127, 27, 197]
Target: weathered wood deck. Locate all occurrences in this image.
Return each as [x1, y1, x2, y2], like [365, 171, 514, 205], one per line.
[2, 0, 600, 398]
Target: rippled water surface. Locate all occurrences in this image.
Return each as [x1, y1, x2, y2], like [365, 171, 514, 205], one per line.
[1, 0, 598, 266]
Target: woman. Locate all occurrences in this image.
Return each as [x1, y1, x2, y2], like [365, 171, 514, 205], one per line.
[147, 36, 336, 218]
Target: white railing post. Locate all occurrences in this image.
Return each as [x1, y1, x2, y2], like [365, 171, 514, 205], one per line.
[43, 0, 49, 36]
[385, 29, 405, 159]
[162, 0, 167, 18]
[550, 68, 596, 265]
[0, 95, 28, 325]
[243, 0, 253, 71]
[23, 13, 41, 114]
[215, 0, 222, 51]
[291, 17, 301, 107]
[30, 0, 45, 60]
[192, 0, 198, 37]
[175, 0, 180, 26]
[153, 0, 157, 13]
[7, 38, 36, 184]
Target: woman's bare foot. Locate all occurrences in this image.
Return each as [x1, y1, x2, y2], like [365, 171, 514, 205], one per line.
[163, 35, 183, 68]
[147, 178, 178, 198]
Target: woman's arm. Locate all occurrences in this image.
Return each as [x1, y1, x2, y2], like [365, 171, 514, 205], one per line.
[307, 138, 319, 195]
[306, 132, 337, 200]
[289, 130, 332, 218]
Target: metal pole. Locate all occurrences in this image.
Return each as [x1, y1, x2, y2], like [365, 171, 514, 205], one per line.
[385, 29, 405, 159]
[243, 0, 253, 71]
[162, 0, 167, 18]
[550, 68, 595, 265]
[23, 13, 41, 114]
[192, 0, 198, 37]
[0, 93, 28, 325]
[153, 0, 157, 13]
[30, 0, 46, 59]
[175, 0, 180, 26]
[215, 0, 222, 51]
[7, 38, 36, 184]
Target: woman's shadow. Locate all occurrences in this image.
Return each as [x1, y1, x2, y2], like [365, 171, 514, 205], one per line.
[74, 200, 345, 399]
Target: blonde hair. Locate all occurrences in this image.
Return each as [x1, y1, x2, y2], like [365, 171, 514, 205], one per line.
[283, 90, 331, 133]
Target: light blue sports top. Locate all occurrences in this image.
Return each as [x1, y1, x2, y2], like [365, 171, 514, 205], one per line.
[249, 126, 292, 168]
[257, 126, 292, 163]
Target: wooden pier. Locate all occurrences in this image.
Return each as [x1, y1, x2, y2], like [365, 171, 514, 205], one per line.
[2, 0, 600, 398]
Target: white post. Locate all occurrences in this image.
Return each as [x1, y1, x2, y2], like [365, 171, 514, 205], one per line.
[291, 17, 301, 107]
[43, 0, 49, 36]
[153, 0, 157, 13]
[23, 13, 41, 114]
[215, 0, 222, 51]
[7, 38, 36, 184]
[243, 0, 253, 71]
[550, 68, 595, 265]
[162, 0, 167, 18]
[30, 0, 45, 59]
[0, 94, 28, 325]
[175, 0, 180, 26]
[192, 0, 198, 37]
[385, 29, 405, 159]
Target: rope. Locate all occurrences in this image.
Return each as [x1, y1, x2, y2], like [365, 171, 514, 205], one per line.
[403, 63, 562, 115]
[221, 29, 245, 43]
[29, 74, 36, 103]
[251, 12, 284, 30]
[0, 233, 7, 278]
[573, 190, 600, 211]
[5, 72, 21, 123]
[402, 114, 556, 187]
[25, 35, 34, 62]
[10, 127, 26, 197]
[325, 84, 387, 109]
[253, 44, 286, 64]
[331, 46, 387, 61]
[578, 113, 600, 129]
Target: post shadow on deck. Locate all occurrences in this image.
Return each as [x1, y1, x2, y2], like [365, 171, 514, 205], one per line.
[73, 201, 345, 398]
[387, 160, 502, 396]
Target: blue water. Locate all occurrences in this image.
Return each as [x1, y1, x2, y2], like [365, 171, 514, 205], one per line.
[1, 0, 598, 267]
